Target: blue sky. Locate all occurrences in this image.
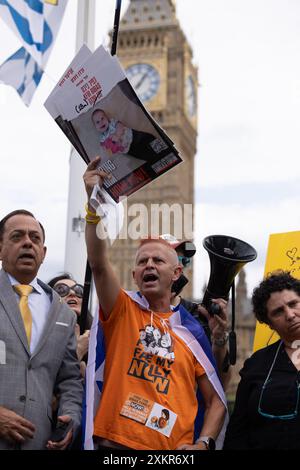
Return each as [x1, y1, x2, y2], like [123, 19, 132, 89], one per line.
[1, 0, 300, 297]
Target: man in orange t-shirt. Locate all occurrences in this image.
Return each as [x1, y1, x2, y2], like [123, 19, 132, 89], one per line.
[83, 158, 226, 450]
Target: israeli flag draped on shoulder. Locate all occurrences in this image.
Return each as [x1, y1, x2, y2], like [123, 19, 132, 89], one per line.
[0, 0, 68, 105]
[82, 291, 228, 450]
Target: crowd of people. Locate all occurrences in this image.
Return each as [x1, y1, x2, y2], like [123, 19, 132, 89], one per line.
[0, 159, 300, 450]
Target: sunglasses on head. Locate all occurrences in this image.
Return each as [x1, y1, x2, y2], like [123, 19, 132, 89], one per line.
[178, 255, 191, 268]
[53, 283, 84, 299]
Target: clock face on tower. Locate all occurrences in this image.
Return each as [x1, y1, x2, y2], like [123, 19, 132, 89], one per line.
[126, 63, 160, 102]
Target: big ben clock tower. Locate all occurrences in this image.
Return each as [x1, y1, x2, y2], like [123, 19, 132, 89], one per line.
[110, 0, 198, 297]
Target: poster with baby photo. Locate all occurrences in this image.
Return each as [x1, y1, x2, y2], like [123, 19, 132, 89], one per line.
[145, 404, 177, 438]
[44, 44, 93, 163]
[45, 45, 182, 202]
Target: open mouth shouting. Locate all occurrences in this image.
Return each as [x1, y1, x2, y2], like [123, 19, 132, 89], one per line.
[65, 296, 81, 315]
[143, 272, 159, 286]
[18, 253, 35, 264]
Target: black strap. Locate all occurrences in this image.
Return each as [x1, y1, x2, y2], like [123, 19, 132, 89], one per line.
[229, 280, 237, 365]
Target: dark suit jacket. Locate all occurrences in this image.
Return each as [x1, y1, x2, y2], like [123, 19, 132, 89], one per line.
[0, 269, 83, 450]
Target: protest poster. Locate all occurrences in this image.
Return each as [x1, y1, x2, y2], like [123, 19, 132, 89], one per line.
[45, 45, 182, 202]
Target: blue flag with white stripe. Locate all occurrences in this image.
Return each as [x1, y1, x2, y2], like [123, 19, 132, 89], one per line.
[0, 0, 68, 105]
[0, 47, 43, 105]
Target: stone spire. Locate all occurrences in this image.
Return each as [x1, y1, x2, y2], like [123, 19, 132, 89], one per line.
[121, 0, 178, 31]
[236, 269, 248, 316]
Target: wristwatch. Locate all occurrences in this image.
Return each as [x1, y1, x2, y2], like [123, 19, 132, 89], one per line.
[198, 436, 216, 450]
[212, 331, 229, 347]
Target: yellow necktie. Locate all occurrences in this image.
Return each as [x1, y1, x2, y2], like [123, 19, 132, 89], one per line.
[14, 285, 33, 345]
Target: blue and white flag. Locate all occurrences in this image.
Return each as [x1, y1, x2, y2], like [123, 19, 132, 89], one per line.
[82, 306, 106, 450]
[82, 292, 228, 450]
[0, 47, 43, 105]
[0, 0, 68, 105]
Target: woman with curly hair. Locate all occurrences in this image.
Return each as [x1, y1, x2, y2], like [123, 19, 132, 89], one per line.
[224, 272, 300, 450]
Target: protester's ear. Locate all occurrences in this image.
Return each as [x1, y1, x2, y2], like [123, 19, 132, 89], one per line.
[172, 264, 182, 282]
[41, 246, 47, 263]
[0, 242, 2, 261]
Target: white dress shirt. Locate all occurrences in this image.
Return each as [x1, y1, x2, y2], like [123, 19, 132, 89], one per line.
[8, 273, 51, 354]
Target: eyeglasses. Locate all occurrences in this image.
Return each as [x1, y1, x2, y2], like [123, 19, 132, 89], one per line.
[258, 341, 300, 420]
[178, 255, 191, 268]
[53, 283, 84, 299]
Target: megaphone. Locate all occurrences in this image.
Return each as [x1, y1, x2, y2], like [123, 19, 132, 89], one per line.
[202, 235, 257, 366]
[202, 235, 257, 314]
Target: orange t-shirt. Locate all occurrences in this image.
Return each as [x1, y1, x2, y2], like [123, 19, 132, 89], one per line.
[93, 290, 205, 450]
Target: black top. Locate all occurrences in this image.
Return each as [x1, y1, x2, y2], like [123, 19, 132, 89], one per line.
[224, 340, 300, 449]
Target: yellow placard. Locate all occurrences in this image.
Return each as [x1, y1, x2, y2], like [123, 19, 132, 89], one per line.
[44, 0, 58, 5]
[253, 231, 300, 351]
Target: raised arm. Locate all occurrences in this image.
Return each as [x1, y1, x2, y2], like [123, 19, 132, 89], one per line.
[83, 157, 121, 319]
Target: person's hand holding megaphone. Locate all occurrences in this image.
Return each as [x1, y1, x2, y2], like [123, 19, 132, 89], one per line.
[198, 298, 231, 389]
[197, 298, 228, 348]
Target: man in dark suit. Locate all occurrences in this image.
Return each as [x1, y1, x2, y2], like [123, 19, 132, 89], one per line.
[0, 209, 83, 450]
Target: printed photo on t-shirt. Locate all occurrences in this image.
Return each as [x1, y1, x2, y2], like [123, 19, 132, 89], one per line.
[138, 324, 175, 360]
[145, 403, 177, 438]
[127, 323, 175, 395]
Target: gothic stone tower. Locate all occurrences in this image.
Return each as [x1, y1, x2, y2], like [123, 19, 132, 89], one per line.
[109, 0, 198, 297]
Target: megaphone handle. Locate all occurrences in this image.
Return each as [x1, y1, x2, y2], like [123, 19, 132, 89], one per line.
[229, 281, 237, 365]
[231, 280, 236, 331]
[229, 331, 237, 365]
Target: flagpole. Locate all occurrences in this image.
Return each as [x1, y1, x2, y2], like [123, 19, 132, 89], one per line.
[111, 0, 122, 56]
[79, 0, 123, 334]
[75, 0, 95, 52]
